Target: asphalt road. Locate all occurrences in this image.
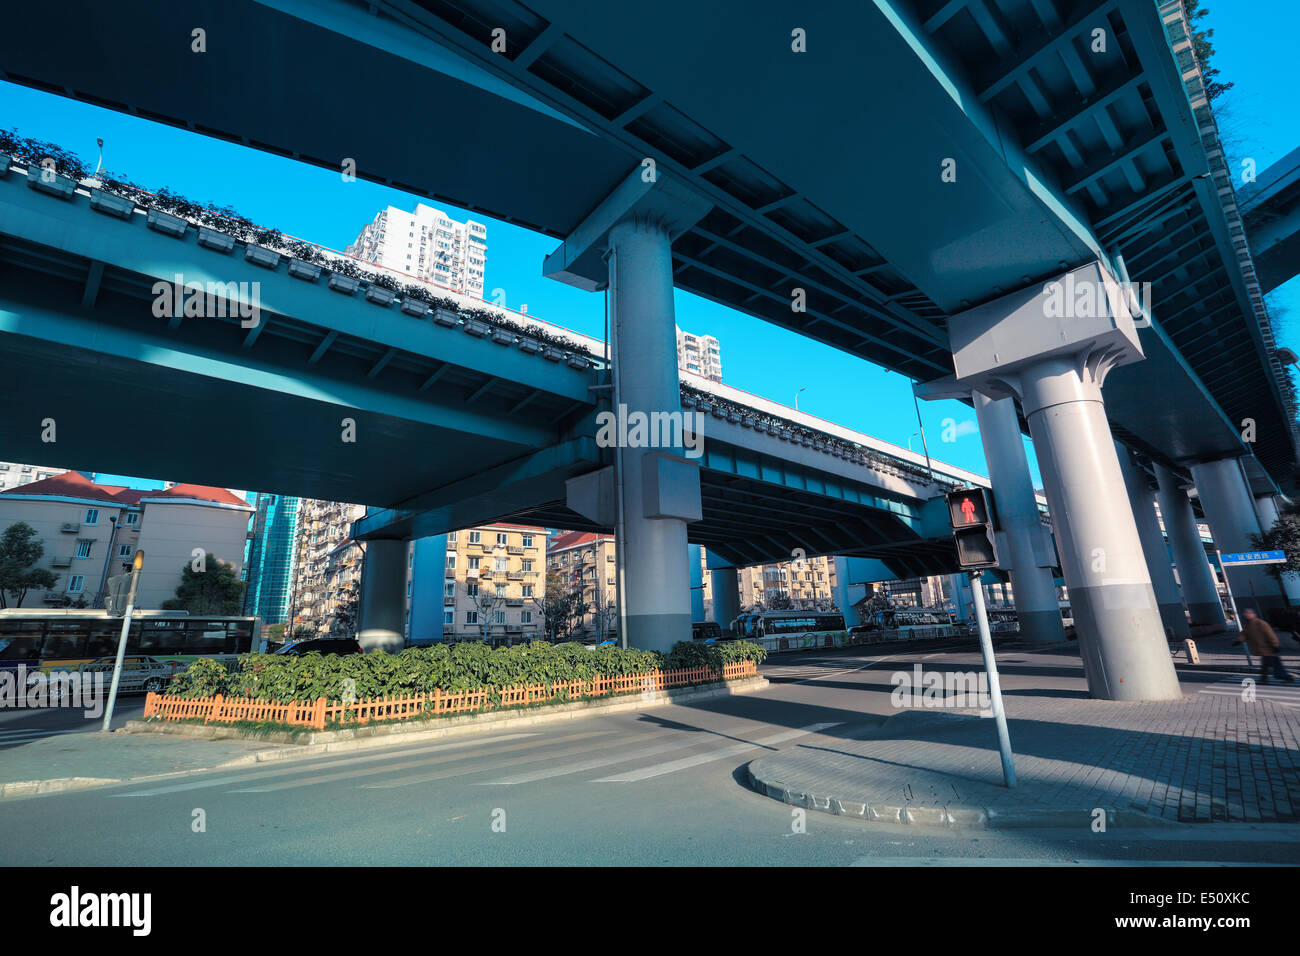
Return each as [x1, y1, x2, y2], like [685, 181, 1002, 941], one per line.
[1, 645, 1296, 866]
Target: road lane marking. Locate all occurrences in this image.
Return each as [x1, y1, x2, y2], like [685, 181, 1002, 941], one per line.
[593, 721, 843, 783]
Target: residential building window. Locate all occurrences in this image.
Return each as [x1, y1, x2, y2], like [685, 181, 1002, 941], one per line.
[447, 532, 457, 543]
[444, 582, 455, 597]
[496, 585, 507, 598]
[492, 610, 505, 625]
[467, 582, 479, 597]
[496, 532, 508, 546]
[443, 611, 454, 626]
[469, 531, 481, 544]
[445, 554, 457, 569]
[75, 540, 92, 559]
[521, 611, 533, 624]
[465, 611, 478, 625]
[124, 512, 139, 526]
[522, 585, 534, 598]
[118, 544, 133, 558]
[468, 556, 480, 570]
[84, 508, 99, 526]
[494, 558, 507, 572]
[67, 574, 85, 593]
[522, 534, 533, 548]
[521, 559, 533, 572]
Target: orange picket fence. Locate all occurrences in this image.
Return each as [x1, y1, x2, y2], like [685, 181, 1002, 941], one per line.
[142, 660, 757, 731]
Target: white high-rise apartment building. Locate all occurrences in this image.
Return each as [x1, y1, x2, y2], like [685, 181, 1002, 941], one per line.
[676, 328, 722, 382]
[0, 462, 69, 492]
[346, 203, 487, 299]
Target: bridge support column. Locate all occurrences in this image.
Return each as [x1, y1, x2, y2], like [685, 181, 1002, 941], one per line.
[710, 567, 740, 632]
[608, 218, 699, 653]
[1013, 357, 1180, 699]
[358, 538, 407, 652]
[1116, 446, 1190, 640]
[949, 574, 970, 623]
[941, 261, 1180, 699]
[1252, 494, 1300, 603]
[973, 392, 1064, 644]
[1153, 463, 1227, 628]
[1191, 458, 1288, 613]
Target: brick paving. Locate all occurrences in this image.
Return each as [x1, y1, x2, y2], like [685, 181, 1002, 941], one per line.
[749, 672, 1300, 826]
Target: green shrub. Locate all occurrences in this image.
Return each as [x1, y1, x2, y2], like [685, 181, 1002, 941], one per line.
[165, 639, 764, 704]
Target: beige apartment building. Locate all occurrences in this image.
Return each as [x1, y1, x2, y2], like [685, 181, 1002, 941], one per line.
[288, 499, 366, 636]
[546, 531, 618, 640]
[0, 472, 253, 610]
[441, 524, 546, 641]
[0, 462, 69, 493]
[705, 555, 838, 612]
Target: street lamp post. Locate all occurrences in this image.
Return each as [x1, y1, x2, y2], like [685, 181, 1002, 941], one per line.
[795, 386, 807, 411]
[101, 549, 143, 734]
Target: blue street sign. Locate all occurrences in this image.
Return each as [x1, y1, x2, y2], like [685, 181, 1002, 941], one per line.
[1219, 550, 1287, 566]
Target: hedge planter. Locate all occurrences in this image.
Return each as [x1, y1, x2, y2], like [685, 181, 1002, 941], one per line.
[147, 207, 189, 238]
[697, 401, 712, 414]
[490, 328, 514, 346]
[432, 307, 459, 327]
[197, 227, 236, 253]
[742, 416, 757, 428]
[89, 188, 135, 219]
[517, 336, 541, 354]
[0, 153, 10, 177]
[464, 318, 491, 337]
[566, 354, 591, 370]
[26, 167, 76, 199]
[727, 410, 742, 423]
[365, 285, 396, 306]
[400, 297, 429, 317]
[541, 346, 565, 362]
[328, 273, 359, 295]
[288, 259, 322, 281]
[244, 245, 281, 269]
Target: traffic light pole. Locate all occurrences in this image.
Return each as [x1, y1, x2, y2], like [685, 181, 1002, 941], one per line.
[101, 552, 143, 734]
[969, 570, 1016, 788]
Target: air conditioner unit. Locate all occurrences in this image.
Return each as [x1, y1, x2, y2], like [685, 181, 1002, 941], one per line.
[60, 522, 80, 534]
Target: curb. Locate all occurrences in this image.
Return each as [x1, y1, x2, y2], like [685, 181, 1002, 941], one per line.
[744, 765, 1182, 830]
[2, 677, 769, 800]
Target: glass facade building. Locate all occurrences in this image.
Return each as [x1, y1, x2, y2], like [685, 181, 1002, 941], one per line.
[244, 493, 300, 625]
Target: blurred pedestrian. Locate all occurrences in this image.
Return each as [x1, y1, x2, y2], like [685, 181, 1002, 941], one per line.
[1234, 608, 1295, 685]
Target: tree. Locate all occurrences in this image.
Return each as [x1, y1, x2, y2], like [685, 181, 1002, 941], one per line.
[330, 583, 359, 638]
[1251, 515, 1300, 585]
[535, 570, 575, 642]
[1183, 1, 1234, 102]
[161, 552, 246, 615]
[0, 521, 58, 609]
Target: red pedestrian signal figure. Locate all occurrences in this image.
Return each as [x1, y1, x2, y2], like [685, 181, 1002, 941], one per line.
[960, 496, 976, 524]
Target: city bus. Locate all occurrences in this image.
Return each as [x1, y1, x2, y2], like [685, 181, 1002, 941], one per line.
[0, 609, 262, 676]
[732, 611, 847, 650]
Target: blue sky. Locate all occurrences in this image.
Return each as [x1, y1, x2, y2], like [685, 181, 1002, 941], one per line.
[3, 0, 1295, 493]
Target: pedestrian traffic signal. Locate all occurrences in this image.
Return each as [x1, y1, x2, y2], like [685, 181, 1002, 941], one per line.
[104, 572, 131, 617]
[946, 488, 998, 570]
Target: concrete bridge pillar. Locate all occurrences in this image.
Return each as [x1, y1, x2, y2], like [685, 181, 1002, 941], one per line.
[1153, 463, 1227, 629]
[1116, 446, 1190, 640]
[710, 567, 740, 633]
[358, 538, 408, 652]
[1014, 356, 1180, 698]
[941, 261, 1180, 700]
[949, 574, 969, 622]
[972, 392, 1063, 644]
[1191, 458, 1288, 613]
[608, 218, 697, 652]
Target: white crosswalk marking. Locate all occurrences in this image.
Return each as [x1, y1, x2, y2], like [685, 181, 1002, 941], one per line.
[234, 730, 615, 793]
[593, 721, 843, 783]
[480, 723, 762, 786]
[1199, 675, 1300, 707]
[110, 732, 542, 796]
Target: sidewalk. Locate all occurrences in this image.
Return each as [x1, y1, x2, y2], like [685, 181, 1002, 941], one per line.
[748, 642, 1300, 829]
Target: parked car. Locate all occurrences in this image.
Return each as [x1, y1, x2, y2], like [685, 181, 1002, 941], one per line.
[274, 638, 363, 656]
[77, 656, 187, 694]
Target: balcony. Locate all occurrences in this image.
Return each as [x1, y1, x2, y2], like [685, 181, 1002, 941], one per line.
[445, 568, 457, 578]
[50, 555, 72, 568]
[507, 546, 525, 555]
[505, 597, 524, 606]
[507, 571, 524, 581]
